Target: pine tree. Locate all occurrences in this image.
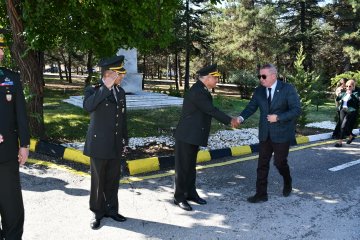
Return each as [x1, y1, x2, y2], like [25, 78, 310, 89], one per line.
[288, 45, 320, 128]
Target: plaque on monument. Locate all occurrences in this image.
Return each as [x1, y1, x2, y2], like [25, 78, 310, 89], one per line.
[116, 48, 143, 93]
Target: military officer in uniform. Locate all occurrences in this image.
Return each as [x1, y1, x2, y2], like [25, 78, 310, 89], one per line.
[0, 37, 30, 239]
[174, 63, 240, 211]
[83, 55, 128, 230]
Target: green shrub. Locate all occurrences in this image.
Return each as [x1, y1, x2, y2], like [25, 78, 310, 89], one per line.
[168, 86, 182, 97]
[228, 70, 258, 99]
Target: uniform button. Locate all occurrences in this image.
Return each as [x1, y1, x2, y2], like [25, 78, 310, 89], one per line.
[116, 114, 119, 117]
[115, 132, 118, 135]
[116, 123, 118, 126]
[122, 109, 125, 113]
[106, 104, 108, 106]
[94, 135, 97, 137]
[117, 106, 119, 109]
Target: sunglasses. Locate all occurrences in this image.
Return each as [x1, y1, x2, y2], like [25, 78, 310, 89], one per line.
[257, 74, 267, 80]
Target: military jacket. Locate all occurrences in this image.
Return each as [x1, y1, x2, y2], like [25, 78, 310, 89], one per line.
[83, 81, 128, 159]
[175, 80, 232, 146]
[0, 67, 30, 162]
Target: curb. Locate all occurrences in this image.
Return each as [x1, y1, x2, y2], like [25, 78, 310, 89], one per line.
[29, 129, 359, 176]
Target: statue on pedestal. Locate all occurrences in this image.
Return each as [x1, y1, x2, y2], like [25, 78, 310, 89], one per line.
[116, 48, 143, 94]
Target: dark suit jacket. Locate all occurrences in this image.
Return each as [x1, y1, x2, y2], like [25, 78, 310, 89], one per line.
[240, 80, 301, 143]
[0, 67, 30, 162]
[336, 91, 359, 112]
[175, 80, 232, 147]
[83, 81, 128, 159]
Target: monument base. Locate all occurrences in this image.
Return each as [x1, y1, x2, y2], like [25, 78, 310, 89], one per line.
[120, 73, 143, 93]
[63, 91, 183, 110]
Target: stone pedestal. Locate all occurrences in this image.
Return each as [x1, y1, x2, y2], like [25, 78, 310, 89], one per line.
[116, 48, 143, 93]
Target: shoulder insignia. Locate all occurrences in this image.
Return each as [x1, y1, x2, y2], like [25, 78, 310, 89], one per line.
[92, 83, 101, 89]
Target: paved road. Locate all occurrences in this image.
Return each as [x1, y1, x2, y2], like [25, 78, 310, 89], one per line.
[20, 140, 360, 240]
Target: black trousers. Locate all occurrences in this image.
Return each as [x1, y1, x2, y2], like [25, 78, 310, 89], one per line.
[0, 160, 24, 240]
[90, 157, 121, 219]
[256, 138, 292, 196]
[338, 109, 358, 139]
[174, 140, 200, 202]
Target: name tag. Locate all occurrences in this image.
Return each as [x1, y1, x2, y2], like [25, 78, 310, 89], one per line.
[0, 81, 14, 86]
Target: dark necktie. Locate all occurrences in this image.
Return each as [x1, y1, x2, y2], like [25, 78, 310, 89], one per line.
[267, 88, 272, 108]
[112, 86, 118, 102]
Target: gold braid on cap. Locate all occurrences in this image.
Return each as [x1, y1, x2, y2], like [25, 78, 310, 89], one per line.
[0, 37, 5, 48]
[109, 63, 126, 74]
[209, 71, 221, 77]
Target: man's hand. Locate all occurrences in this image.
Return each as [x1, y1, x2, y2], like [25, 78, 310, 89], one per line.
[267, 114, 278, 123]
[231, 117, 240, 128]
[18, 147, 29, 165]
[103, 70, 119, 89]
[0, 134, 3, 143]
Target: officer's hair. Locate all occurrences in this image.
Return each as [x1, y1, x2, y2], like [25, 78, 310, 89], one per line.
[260, 63, 277, 76]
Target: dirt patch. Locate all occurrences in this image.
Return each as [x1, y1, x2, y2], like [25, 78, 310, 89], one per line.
[125, 143, 175, 160]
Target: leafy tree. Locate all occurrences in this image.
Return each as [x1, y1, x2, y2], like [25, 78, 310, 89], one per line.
[276, 0, 324, 72]
[324, 1, 360, 70]
[227, 69, 258, 99]
[0, 0, 181, 137]
[212, 0, 279, 74]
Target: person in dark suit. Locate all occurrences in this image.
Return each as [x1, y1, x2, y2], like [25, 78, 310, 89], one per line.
[83, 55, 128, 229]
[334, 79, 359, 147]
[238, 63, 301, 203]
[174, 63, 240, 211]
[0, 37, 30, 239]
[332, 78, 348, 139]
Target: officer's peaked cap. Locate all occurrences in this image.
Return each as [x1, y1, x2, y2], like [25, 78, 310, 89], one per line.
[98, 55, 126, 73]
[197, 63, 221, 77]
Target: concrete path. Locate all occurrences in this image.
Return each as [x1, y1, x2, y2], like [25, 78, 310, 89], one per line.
[21, 139, 360, 240]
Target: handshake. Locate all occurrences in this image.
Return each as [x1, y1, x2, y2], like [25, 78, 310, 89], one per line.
[230, 117, 241, 128]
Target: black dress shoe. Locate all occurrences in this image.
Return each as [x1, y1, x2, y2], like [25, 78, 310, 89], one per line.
[346, 136, 355, 144]
[105, 213, 127, 222]
[90, 218, 101, 230]
[247, 194, 268, 203]
[174, 199, 192, 211]
[283, 184, 292, 197]
[335, 143, 342, 147]
[187, 197, 207, 205]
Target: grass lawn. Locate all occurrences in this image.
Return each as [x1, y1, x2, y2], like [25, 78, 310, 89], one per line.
[43, 77, 338, 143]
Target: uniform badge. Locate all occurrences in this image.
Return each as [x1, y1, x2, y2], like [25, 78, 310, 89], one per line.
[6, 91, 12, 102]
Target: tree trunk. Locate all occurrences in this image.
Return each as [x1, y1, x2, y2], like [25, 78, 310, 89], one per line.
[6, 0, 45, 138]
[57, 60, 63, 80]
[184, 0, 190, 91]
[178, 53, 183, 87]
[142, 54, 146, 89]
[60, 52, 69, 82]
[174, 52, 179, 91]
[67, 54, 72, 83]
[85, 50, 93, 86]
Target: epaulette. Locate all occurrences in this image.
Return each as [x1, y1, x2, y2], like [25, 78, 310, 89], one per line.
[92, 83, 101, 89]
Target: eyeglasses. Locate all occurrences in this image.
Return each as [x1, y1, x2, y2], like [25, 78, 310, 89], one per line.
[257, 74, 267, 80]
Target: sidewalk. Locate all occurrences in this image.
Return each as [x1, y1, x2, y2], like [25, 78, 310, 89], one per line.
[30, 129, 359, 176]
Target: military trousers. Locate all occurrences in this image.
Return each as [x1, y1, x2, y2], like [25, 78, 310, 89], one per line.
[0, 159, 24, 240]
[90, 157, 121, 219]
[174, 140, 200, 202]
